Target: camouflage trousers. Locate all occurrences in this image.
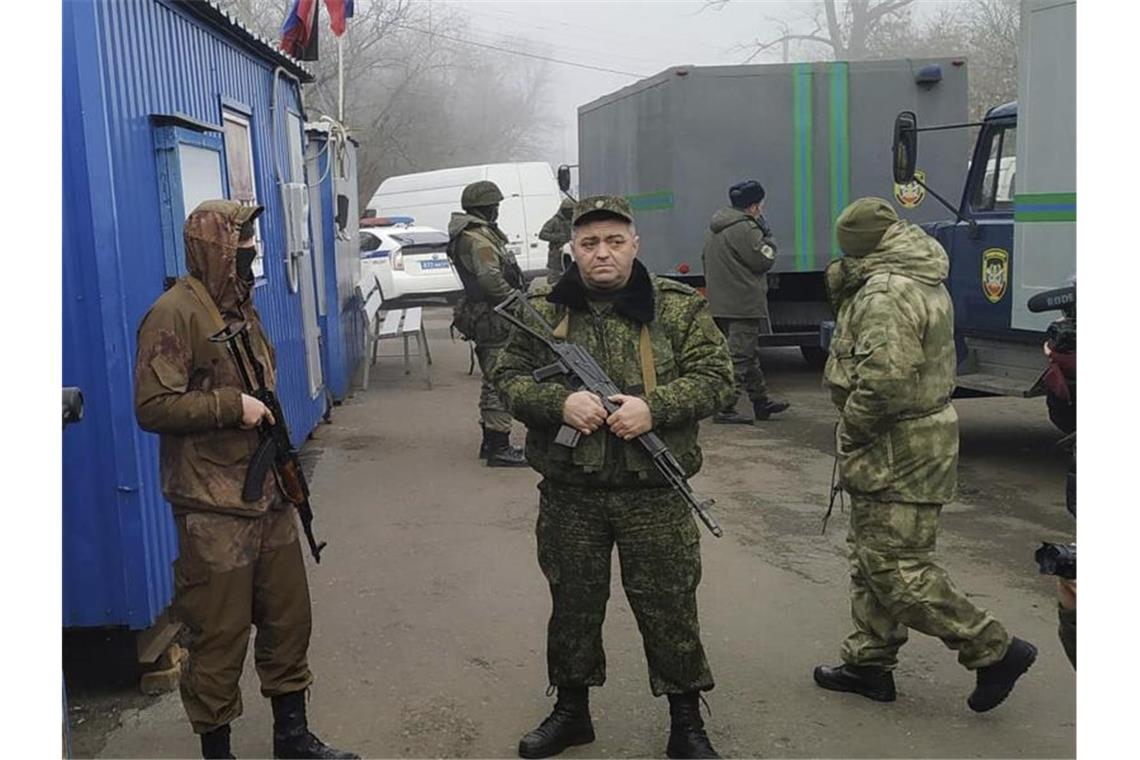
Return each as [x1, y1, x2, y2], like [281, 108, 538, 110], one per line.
[545, 244, 565, 285]
[841, 498, 1011, 670]
[172, 506, 313, 733]
[713, 317, 768, 406]
[536, 480, 714, 696]
[475, 343, 514, 433]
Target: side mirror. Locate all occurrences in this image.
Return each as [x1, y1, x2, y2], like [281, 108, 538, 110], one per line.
[557, 165, 571, 193]
[892, 111, 918, 184]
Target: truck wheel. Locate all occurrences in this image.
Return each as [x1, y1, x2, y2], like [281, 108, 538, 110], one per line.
[800, 345, 828, 369]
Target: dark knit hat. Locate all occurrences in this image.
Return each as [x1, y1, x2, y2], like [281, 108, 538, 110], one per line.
[729, 180, 765, 209]
[835, 197, 899, 257]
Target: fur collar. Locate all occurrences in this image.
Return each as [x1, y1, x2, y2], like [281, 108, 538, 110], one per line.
[548, 259, 655, 324]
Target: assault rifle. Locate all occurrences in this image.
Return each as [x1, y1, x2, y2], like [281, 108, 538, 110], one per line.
[494, 291, 723, 537]
[210, 322, 328, 563]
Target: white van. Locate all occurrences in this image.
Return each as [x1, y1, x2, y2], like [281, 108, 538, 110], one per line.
[365, 162, 564, 277]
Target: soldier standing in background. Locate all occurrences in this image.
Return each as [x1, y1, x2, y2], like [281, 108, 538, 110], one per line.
[448, 180, 529, 467]
[701, 180, 789, 424]
[494, 196, 734, 759]
[134, 200, 357, 760]
[539, 197, 575, 285]
[813, 197, 1037, 712]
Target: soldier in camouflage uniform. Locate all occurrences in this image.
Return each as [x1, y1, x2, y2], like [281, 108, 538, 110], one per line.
[813, 197, 1037, 712]
[493, 196, 734, 759]
[448, 180, 528, 467]
[134, 200, 357, 759]
[538, 197, 575, 285]
[701, 180, 789, 423]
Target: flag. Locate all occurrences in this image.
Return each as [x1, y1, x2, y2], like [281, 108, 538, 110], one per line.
[324, 0, 355, 38]
[280, 0, 320, 61]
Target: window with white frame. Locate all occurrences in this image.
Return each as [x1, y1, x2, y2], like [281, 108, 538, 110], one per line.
[222, 111, 265, 279]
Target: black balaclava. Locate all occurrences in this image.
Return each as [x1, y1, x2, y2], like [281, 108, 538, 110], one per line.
[236, 221, 257, 284]
[470, 204, 500, 224]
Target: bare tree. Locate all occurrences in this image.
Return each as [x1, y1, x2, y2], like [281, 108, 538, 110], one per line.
[214, 0, 557, 202]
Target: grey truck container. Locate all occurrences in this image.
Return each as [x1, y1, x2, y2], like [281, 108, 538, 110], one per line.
[577, 59, 968, 348]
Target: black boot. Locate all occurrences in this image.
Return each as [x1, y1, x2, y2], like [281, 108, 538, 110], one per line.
[486, 429, 528, 467]
[967, 637, 1037, 712]
[271, 691, 359, 759]
[665, 692, 719, 759]
[478, 424, 490, 459]
[713, 407, 753, 424]
[200, 724, 235, 760]
[813, 663, 897, 702]
[518, 686, 595, 759]
[753, 398, 790, 420]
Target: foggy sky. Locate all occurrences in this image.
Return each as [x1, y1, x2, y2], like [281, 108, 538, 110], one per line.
[437, 0, 958, 169]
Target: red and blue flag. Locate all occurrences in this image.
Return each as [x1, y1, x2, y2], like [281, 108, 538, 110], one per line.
[279, 0, 319, 61]
[324, 0, 355, 38]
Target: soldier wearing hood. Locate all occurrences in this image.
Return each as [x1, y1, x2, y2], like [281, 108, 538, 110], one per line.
[701, 180, 789, 424]
[493, 196, 734, 760]
[813, 197, 1037, 713]
[448, 180, 529, 467]
[134, 200, 357, 760]
[539, 197, 575, 285]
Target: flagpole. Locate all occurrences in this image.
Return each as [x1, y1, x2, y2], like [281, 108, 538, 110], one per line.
[337, 33, 344, 123]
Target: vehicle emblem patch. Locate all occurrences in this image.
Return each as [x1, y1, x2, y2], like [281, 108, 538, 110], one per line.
[894, 169, 926, 208]
[982, 248, 1009, 303]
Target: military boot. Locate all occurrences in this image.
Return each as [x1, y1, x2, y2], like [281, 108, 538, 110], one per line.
[486, 430, 528, 467]
[813, 663, 897, 702]
[518, 686, 595, 759]
[478, 424, 490, 459]
[665, 692, 719, 759]
[271, 691, 359, 759]
[200, 724, 235, 760]
[712, 398, 752, 424]
[753, 398, 790, 420]
[967, 637, 1037, 712]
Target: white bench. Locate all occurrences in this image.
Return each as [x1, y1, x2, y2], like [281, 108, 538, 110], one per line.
[356, 278, 433, 390]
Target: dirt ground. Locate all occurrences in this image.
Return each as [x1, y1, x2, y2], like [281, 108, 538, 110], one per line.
[71, 306, 1076, 759]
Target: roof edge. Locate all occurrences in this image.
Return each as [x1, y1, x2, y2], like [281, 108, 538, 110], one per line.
[170, 0, 315, 83]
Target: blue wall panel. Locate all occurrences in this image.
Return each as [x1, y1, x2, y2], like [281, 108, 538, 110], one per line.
[63, 0, 325, 629]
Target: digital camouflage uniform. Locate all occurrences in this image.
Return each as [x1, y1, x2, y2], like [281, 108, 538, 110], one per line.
[492, 257, 735, 695]
[134, 200, 313, 733]
[539, 199, 574, 285]
[823, 199, 1011, 671]
[448, 210, 525, 435]
[701, 207, 777, 406]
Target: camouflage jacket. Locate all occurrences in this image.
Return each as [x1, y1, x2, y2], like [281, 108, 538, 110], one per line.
[448, 212, 524, 344]
[701, 207, 777, 320]
[492, 260, 735, 488]
[823, 221, 958, 503]
[538, 212, 572, 251]
[134, 200, 281, 516]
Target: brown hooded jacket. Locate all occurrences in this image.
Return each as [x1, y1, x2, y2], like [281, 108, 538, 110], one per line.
[134, 200, 281, 516]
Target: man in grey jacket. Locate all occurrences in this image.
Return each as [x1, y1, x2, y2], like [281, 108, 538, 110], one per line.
[701, 180, 789, 423]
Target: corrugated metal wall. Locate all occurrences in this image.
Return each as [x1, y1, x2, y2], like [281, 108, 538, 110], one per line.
[63, 0, 327, 629]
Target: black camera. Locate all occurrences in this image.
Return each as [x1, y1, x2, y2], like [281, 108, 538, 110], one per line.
[1035, 542, 1075, 580]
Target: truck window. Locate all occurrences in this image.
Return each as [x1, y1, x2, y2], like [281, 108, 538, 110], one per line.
[971, 125, 1017, 212]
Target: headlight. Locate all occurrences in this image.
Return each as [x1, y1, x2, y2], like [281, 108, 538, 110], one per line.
[392, 249, 404, 271]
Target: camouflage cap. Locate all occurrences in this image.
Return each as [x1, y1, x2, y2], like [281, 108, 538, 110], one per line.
[836, 197, 899, 257]
[572, 195, 636, 227]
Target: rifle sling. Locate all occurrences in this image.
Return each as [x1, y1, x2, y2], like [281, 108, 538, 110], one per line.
[552, 311, 656, 394]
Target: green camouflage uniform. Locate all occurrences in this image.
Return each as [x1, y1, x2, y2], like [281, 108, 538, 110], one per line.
[701, 207, 778, 405]
[448, 211, 525, 434]
[538, 200, 574, 285]
[824, 198, 1011, 671]
[492, 256, 735, 695]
